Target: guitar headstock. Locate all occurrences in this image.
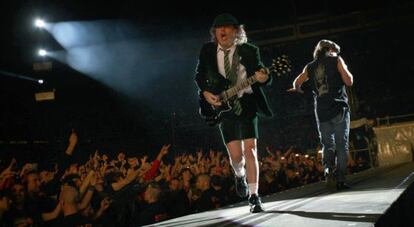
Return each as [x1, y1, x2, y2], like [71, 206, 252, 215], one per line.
[269, 55, 292, 77]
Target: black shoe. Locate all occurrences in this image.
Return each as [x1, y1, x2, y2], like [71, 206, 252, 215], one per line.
[336, 182, 351, 191]
[235, 175, 248, 198]
[324, 168, 336, 191]
[248, 194, 264, 213]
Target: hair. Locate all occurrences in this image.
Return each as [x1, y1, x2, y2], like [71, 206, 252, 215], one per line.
[170, 177, 179, 182]
[146, 181, 162, 201]
[61, 173, 81, 188]
[180, 167, 192, 176]
[210, 175, 222, 187]
[105, 171, 123, 184]
[147, 181, 161, 190]
[209, 25, 248, 45]
[313, 39, 341, 60]
[21, 170, 38, 186]
[196, 174, 210, 184]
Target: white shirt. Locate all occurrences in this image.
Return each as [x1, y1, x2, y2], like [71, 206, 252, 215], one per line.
[217, 44, 253, 97]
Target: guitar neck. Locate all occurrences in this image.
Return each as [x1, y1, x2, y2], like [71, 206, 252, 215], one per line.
[220, 76, 258, 101]
[217, 55, 290, 101]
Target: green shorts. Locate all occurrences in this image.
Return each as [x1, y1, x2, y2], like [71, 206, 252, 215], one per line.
[219, 116, 258, 144]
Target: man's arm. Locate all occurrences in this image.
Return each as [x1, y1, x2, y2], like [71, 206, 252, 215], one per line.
[78, 171, 97, 210]
[78, 186, 94, 210]
[65, 130, 78, 156]
[195, 44, 222, 106]
[195, 44, 209, 92]
[143, 144, 170, 181]
[111, 168, 140, 191]
[337, 56, 353, 86]
[54, 130, 78, 185]
[79, 170, 94, 197]
[93, 197, 112, 220]
[252, 45, 272, 86]
[41, 203, 61, 222]
[287, 65, 309, 93]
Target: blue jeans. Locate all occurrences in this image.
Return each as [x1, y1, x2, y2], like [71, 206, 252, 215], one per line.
[317, 108, 350, 182]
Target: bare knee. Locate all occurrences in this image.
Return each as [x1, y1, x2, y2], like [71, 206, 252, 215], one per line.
[243, 140, 257, 160]
[226, 141, 243, 163]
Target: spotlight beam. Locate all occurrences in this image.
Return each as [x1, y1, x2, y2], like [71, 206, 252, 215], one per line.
[0, 69, 44, 84]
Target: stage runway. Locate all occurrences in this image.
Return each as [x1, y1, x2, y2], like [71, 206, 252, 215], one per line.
[151, 162, 414, 227]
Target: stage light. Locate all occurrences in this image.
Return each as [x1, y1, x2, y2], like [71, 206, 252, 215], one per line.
[38, 79, 44, 84]
[38, 49, 47, 56]
[34, 18, 46, 28]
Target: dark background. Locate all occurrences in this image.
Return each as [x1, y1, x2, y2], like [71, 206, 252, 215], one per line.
[1, 0, 413, 165]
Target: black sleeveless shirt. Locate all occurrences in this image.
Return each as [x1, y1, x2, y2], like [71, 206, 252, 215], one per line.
[306, 55, 349, 122]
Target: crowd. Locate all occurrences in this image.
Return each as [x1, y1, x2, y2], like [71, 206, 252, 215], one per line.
[0, 130, 370, 226]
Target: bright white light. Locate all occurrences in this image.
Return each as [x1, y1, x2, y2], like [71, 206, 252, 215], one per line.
[318, 149, 323, 154]
[38, 79, 44, 84]
[34, 19, 46, 28]
[38, 49, 47, 56]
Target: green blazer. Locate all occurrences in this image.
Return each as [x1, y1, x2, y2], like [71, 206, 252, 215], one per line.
[195, 42, 273, 118]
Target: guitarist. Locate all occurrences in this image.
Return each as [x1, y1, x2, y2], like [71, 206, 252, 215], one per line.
[194, 13, 272, 213]
[288, 40, 353, 191]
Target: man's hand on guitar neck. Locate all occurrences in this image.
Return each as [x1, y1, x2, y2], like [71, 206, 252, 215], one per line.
[255, 68, 270, 83]
[203, 91, 222, 106]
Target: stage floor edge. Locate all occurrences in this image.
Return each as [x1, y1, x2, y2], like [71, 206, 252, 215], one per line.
[149, 162, 414, 227]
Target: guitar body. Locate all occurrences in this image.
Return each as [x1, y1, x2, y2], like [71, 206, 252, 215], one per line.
[198, 77, 234, 126]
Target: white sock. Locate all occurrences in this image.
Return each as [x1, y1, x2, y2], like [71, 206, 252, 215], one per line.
[231, 159, 246, 177]
[248, 183, 258, 196]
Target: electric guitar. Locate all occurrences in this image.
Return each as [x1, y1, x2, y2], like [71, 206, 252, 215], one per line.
[199, 55, 292, 126]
